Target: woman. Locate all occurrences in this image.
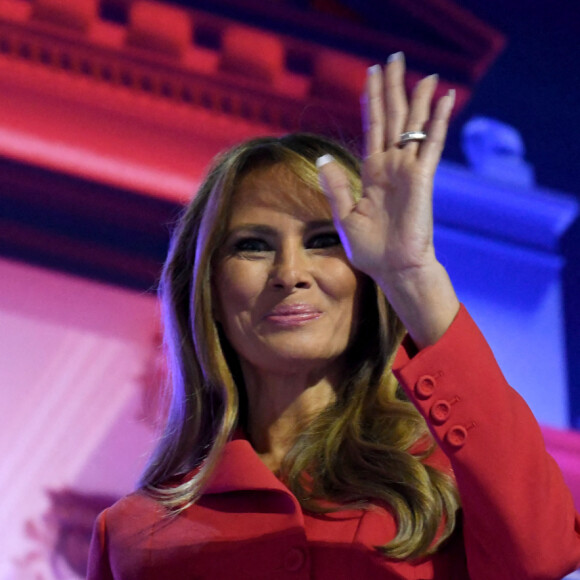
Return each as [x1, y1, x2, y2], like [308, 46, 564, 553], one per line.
[87, 54, 580, 579]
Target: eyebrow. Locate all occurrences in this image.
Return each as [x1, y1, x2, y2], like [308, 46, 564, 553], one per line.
[227, 219, 335, 236]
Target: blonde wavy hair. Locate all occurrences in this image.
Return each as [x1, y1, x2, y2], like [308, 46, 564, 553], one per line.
[140, 133, 460, 559]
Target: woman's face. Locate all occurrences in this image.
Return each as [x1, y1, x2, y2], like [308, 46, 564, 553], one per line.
[213, 163, 363, 376]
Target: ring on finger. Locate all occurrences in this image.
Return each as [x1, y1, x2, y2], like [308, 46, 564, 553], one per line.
[397, 131, 428, 148]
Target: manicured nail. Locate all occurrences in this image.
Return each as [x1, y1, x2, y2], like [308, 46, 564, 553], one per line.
[447, 88, 456, 103]
[367, 64, 381, 76]
[316, 154, 335, 169]
[387, 51, 404, 63]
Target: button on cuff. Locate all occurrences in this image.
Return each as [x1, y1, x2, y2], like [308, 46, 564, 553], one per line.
[445, 425, 468, 449]
[415, 375, 437, 399]
[430, 400, 451, 424]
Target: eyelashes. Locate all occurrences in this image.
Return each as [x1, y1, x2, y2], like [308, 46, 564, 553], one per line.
[232, 232, 342, 254]
[233, 238, 271, 253]
[307, 232, 341, 249]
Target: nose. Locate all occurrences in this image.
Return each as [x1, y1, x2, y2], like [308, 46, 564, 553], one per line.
[268, 244, 312, 290]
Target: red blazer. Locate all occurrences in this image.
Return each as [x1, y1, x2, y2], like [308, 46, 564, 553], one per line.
[87, 306, 580, 579]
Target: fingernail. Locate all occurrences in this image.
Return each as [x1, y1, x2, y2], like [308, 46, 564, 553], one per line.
[367, 64, 381, 76]
[387, 51, 404, 63]
[316, 154, 335, 169]
[447, 88, 456, 105]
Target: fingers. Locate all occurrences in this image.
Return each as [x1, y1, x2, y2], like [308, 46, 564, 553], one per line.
[316, 154, 354, 224]
[362, 53, 408, 155]
[401, 73, 439, 155]
[362, 52, 454, 158]
[419, 89, 456, 169]
[383, 52, 408, 149]
[362, 65, 384, 157]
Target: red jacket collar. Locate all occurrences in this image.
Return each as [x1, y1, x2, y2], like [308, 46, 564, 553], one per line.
[204, 438, 293, 496]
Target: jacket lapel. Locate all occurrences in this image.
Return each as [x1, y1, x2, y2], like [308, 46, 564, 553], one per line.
[205, 438, 293, 496]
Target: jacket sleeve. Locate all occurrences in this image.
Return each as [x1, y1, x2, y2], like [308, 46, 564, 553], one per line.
[392, 304, 580, 580]
[87, 509, 115, 580]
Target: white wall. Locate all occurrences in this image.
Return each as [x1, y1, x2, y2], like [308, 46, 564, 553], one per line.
[0, 257, 159, 578]
[434, 160, 578, 428]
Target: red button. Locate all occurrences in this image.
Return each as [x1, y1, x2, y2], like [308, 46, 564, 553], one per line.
[415, 375, 436, 399]
[446, 425, 468, 449]
[284, 547, 306, 572]
[430, 400, 451, 424]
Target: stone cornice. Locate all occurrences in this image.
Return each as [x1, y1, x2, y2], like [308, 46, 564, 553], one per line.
[0, 0, 509, 289]
[0, 0, 491, 173]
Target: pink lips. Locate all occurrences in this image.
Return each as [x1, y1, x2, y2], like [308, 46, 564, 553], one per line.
[265, 303, 322, 327]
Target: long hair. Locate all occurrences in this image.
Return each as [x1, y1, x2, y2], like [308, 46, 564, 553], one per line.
[140, 133, 460, 559]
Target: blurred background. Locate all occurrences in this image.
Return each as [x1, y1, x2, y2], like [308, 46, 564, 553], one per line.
[0, 0, 579, 577]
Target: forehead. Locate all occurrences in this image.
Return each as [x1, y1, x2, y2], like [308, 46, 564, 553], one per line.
[230, 163, 331, 222]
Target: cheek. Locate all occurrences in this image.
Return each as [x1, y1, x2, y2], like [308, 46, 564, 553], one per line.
[321, 260, 361, 306]
[214, 261, 267, 325]
[326, 264, 366, 338]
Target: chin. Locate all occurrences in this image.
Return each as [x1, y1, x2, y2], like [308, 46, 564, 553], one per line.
[250, 345, 344, 374]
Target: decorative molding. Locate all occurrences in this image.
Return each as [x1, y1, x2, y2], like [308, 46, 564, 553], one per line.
[0, 0, 501, 190]
[435, 161, 579, 253]
[160, 0, 505, 82]
[0, 0, 508, 290]
[0, 0, 376, 137]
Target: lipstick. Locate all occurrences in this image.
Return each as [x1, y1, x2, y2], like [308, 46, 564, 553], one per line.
[265, 303, 322, 327]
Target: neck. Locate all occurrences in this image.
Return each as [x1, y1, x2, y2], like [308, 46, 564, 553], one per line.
[241, 363, 337, 472]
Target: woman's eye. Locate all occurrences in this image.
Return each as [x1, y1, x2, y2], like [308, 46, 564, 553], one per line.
[308, 233, 342, 249]
[233, 238, 271, 253]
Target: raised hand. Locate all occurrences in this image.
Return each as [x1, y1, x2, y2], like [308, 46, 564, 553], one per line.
[317, 53, 460, 348]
